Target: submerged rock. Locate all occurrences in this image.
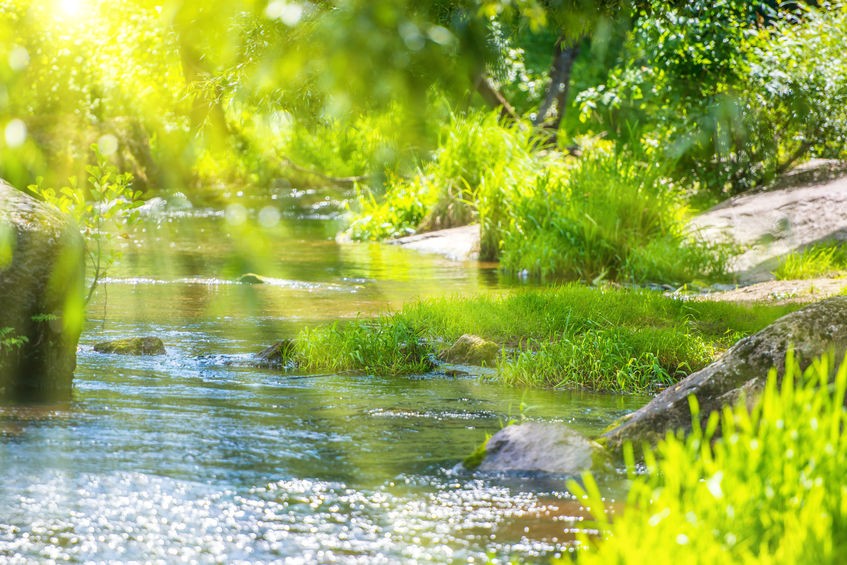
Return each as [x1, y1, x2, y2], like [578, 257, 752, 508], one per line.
[0, 181, 85, 400]
[254, 339, 298, 369]
[238, 273, 265, 284]
[440, 334, 499, 366]
[603, 296, 847, 451]
[471, 422, 599, 475]
[94, 337, 166, 356]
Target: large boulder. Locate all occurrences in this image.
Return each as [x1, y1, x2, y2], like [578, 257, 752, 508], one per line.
[0, 181, 85, 400]
[469, 421, 600, 475]
[603, 296, 847, 451]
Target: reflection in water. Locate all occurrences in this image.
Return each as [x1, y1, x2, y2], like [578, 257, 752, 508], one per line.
[0, 200, 641, 561]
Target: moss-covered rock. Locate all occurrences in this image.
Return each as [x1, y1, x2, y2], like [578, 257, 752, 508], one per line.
[603, 296, 847, 452]
[0, 181, 85, 400]
[440, 334, 499, 366]
[94, 337, 166, 356]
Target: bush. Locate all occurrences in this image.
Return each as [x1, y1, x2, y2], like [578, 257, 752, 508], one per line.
[577, 1, 847, 195]
[570, 350, 847, 563]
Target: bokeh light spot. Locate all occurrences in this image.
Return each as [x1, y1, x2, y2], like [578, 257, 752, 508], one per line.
[8, 46, 30, 71]
[225, 204, 248, 226]
[258, 206, 281, 228]
[5, 119, 27, 148]
[97, 134, 119, 156]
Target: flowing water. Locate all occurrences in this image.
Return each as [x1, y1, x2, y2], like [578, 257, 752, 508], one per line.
[0, 189, 645, 563]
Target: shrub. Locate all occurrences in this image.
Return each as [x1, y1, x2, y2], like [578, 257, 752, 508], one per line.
[577, 1, 847, 194]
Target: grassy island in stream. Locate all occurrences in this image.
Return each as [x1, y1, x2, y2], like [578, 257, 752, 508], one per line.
[291, 285, 799, 394]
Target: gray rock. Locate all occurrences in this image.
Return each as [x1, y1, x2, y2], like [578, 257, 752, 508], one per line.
[603, 296, 847, 451]
[94, 337, 166, 355]
[254, 339, 297, 369]
[440, 334, 499, 366]
[474, 422, 599, 475]
[0, 181, 85, 399]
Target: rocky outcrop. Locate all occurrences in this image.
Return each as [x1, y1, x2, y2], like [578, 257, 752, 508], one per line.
[690, 163, 847, 282]
[470, 421, 600, 475]
[603, 296, 847, 451]
[0, 181, 85, 399]
[94, 337, 166, 355]
[440, 334, 500, 366]
[390, 225, 481, 262]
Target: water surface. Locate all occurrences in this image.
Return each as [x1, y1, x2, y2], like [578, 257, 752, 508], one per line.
[0, 191, 644, 562]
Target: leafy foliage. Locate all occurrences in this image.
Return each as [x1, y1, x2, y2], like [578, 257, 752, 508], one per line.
[578, 1, 847, 194]
[0, 326, 27, 354]
[29, 146, 143, 303]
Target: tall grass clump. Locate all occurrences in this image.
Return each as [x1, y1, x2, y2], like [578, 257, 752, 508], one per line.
[346, 110, 569, 247]
[296, 318, 434, 375]
[773, 242, 847, 280]
[497, 151, 730, 284]
[570, 351, 847, 563]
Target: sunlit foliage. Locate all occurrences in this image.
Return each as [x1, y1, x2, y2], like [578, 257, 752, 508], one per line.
[570, 351, 847, 563]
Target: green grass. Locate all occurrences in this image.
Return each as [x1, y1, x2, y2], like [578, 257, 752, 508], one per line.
[773, 242, 847, 280]
[346, 110, 560, 243]
[496, 151, 732, 284]
[569, 350, 847, 563]
[344, 110, 732, 285]
[295, 318, 434, 375]
[292, 285, 798, 392]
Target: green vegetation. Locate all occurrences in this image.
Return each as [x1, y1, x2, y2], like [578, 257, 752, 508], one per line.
[296, 318, 435, 376]
[28, 147, 143, 303]
[291, 286, 798, 392]
[570, 350, 847, 563]
[3, 1, 846, 285]
[0, 327, 27, 354]
[773, 243, 847, 280]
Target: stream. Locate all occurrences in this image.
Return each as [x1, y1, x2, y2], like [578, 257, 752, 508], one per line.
[0, 188, 645, 563]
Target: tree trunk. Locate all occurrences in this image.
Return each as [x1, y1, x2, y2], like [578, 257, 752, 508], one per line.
[533, 37, 581, 133]
[472, 71, 520, 121]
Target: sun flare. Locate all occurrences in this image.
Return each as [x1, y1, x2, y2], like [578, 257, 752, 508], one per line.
[56, 0, 87, 18]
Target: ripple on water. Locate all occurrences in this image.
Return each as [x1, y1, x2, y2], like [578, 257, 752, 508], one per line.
[0, 470, 589, 563]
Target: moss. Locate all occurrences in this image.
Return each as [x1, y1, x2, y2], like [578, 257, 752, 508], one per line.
[439, 334, 500, 366]
[462, 433, 491, 471]
[93, 337, 166, 355]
